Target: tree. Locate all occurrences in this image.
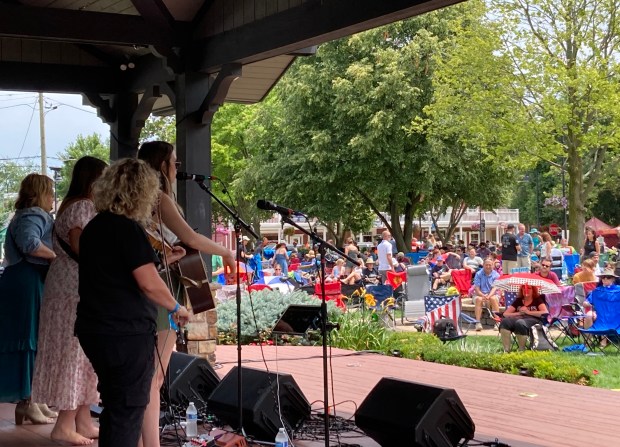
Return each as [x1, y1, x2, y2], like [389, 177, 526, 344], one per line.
[487, 0, 620, 249]
[56, 134, 109, 198]
[142, 116, 176, 142]
[0, 160, 37, 225]
[240, 5, 502, 251]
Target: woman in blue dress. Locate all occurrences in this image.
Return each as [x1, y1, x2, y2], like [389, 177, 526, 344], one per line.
[273, 242, 289, 275]
[0, 174, 56, 424]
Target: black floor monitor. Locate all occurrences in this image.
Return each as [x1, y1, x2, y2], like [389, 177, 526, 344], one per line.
[272, 304, 322, 336]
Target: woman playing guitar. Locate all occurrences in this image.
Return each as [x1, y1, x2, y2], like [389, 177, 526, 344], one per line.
[138, 141, 236, 447]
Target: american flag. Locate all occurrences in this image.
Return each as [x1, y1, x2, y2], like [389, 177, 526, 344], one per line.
[424, 295, 462, 335]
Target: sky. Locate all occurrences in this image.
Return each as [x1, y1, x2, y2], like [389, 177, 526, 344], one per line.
[0, 90, 110, 175]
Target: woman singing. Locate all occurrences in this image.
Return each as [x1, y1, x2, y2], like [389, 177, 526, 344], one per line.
[0, 174, 56, 425]
[75, 159, 190, 447]
[137, 141, 235, 447]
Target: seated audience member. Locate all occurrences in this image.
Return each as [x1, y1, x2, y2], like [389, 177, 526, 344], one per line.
[588, 252, 603, 275]
[559, 239, 576, 255]
[330, 258, 346, 280]
[477, 242, 491, 260]
[430, 256, 450, 291]
[289, 253, 301, 266]
[572, 259, 597, 284]
[535, 259, 561, 285]
[362, 258, 380, 285]
[341, 260, 363, 285]
[472, 259, 500, 331]
[444, 247, 462, 270]
[583, 269, 620, 329]
[397, 252, 410, 265]
[394, 255, 408, 273]
[462, 248, 484, 274]
[490, 252, 502, 275]
[499, 284, 548, 352]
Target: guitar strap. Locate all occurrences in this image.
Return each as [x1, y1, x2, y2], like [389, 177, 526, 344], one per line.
[55, 231, 79, 263]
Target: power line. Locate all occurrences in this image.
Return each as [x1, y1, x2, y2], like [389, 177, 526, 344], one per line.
[16, 98, 38, 160]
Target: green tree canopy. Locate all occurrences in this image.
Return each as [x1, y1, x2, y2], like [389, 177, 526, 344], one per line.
[484, 0, 620, 247]
[56, 133, 109, 198]
[240, 3, 512, 249]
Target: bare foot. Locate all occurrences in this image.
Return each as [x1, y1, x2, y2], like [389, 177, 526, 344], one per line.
[50, 427, 94, 446]
[76, 425, 99, 440]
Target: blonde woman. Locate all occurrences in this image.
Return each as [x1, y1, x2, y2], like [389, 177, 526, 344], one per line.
[75, 159, 190, 447]
[539, 232, 553, 261]
[0, 174, 56, 424]
[138, 141, 235, 447]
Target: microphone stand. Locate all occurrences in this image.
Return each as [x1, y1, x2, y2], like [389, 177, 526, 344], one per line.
[279, 214, 358, 447]
[192, 180, 258, 434]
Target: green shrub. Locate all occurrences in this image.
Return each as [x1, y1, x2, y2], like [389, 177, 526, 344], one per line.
[385, 332, 593, 385]
[330, 310, 392, 351]
[216, 289, 343, 344]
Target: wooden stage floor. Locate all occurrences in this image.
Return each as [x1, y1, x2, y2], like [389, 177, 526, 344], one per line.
[1, 345, 619, 446]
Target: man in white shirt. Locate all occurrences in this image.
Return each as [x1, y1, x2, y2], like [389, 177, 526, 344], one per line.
[377, 230, 395, 283]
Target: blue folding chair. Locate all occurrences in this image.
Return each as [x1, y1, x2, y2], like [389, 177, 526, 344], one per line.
[367, 284, 396, 328]
[578, 286, 620, 353]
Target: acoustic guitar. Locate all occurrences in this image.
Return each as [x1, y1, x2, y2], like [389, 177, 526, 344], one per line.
[144, 224, 215, 314]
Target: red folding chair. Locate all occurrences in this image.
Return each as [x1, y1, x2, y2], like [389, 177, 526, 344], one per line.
[450, 269, 472, 297]
[314, 281, 345, 309]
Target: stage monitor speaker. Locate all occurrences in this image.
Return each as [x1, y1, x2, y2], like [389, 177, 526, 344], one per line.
[207, 366, 310, 441]
[163, 352, 221, 407]
[354, 378, 475, 447]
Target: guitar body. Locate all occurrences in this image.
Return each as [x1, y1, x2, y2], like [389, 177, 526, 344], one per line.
[177, 245, 215, 314]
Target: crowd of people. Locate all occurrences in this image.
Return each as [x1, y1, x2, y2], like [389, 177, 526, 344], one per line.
[0, 142, 236, 447]
[2, 147, 619, 444]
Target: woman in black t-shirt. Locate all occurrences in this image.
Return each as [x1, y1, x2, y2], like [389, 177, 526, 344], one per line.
[76, 159, 190, 447]
[498, 284, 548, 353]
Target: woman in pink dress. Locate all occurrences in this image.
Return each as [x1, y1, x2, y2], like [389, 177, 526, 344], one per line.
[31, 156, 107, 446]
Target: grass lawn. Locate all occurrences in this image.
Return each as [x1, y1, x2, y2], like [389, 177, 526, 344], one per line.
[439, 333, 620, 390]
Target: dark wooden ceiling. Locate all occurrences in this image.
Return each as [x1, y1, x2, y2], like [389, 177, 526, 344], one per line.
[0, 0, 464, 110]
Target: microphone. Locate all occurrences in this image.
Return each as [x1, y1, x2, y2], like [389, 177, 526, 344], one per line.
[256, 199, 305, 217]
[176, 172, 217, 182]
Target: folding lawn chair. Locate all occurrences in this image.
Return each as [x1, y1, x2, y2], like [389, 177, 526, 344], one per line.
[578, 286, 620, 353]
[544, 286, 582, 345]
[451, 269, 472, 297]
[366, 284, 396, 328]
[510, 267, 530, 274]
[314, 281, 346, 310]
[386, 270, 407, 306]
[424, 294, 466, 343]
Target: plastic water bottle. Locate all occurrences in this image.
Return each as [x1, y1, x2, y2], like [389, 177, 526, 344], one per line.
[275, 427, 289, 447]
[185, 402, 198, 438]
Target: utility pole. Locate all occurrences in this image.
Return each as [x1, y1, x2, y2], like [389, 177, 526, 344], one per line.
[38, 93, 47, 175]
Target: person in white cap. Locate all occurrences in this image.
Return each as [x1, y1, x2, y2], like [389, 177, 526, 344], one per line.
[240, 235, 251, 260]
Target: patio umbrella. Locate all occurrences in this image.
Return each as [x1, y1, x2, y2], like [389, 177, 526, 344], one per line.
[492, 272, 561, 295]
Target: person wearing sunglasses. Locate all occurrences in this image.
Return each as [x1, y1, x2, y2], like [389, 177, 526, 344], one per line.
[535, 259, 561, 285]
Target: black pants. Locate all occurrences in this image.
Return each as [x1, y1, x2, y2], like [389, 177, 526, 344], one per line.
[499, 317, 539, 336]
[78, 332, 155, 447]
